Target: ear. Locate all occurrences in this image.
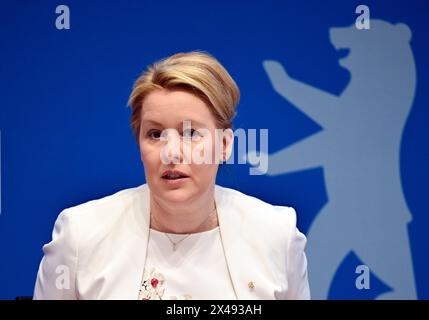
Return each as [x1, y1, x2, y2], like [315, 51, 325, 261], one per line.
[222, 128, 234, 162]
[396, 23, 412, 42]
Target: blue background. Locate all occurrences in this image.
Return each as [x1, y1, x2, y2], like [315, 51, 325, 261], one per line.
[0, 0, 427, 299]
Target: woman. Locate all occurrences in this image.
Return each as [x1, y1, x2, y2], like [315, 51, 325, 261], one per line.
[33, 51, 310, 300]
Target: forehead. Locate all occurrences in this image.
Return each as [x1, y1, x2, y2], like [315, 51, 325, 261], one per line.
[141, 89, 213, 125]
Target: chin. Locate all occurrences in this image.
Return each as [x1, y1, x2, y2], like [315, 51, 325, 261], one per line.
[157, 185, 195, 202]
[339, 58, 351, 69]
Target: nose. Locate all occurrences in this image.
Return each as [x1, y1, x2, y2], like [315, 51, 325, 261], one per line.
[161, 130, 182, 164]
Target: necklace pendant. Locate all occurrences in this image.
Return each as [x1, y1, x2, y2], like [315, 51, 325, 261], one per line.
[172, 244, 177, 251]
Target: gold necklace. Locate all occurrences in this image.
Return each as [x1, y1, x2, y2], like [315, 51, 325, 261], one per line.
[151, 201, 218, 251]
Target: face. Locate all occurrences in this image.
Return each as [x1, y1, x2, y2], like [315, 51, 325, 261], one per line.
[139, 88, 232, 205]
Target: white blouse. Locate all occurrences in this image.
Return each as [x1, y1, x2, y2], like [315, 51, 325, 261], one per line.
[138, 226, 238, 300]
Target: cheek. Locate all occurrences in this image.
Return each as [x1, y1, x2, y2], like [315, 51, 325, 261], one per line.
[190, 163, 218, 183]
[139, 143, 160, 168]
[190, 141, 219, 178]
[190, 136, 220, 163]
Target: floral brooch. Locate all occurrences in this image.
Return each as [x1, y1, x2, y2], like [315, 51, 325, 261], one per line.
[139, 266, 192, 300]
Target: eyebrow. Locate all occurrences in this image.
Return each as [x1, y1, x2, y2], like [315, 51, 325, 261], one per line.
[141, 119, 206, 127]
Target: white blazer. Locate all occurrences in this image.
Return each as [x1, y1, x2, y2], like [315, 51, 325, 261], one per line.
[33, 184, 310, 300]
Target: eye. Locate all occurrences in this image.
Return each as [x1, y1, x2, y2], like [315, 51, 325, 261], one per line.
[147, 130, 161, 140]
[183, 128, 202, 140]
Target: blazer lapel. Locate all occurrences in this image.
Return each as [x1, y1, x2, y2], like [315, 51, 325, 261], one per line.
[215, 185, 278, 300]
[110, 184, 151, 299]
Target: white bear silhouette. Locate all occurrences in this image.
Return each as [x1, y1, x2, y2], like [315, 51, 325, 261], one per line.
[253, 20, 417, 299]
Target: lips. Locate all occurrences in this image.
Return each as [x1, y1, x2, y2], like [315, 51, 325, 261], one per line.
[161, 170, 189, 180]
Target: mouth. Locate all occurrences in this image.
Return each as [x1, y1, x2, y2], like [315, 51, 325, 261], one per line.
[161, 170, 189, 180]
[336, 48, 350, 60]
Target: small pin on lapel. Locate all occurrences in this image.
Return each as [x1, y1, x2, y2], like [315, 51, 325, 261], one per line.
[248, 281, 255, 290]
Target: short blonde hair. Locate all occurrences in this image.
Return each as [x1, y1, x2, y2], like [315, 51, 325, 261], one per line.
[128, 51, 240, 138]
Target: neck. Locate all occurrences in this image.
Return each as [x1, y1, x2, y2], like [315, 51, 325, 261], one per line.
[149, 187, 218, 234]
